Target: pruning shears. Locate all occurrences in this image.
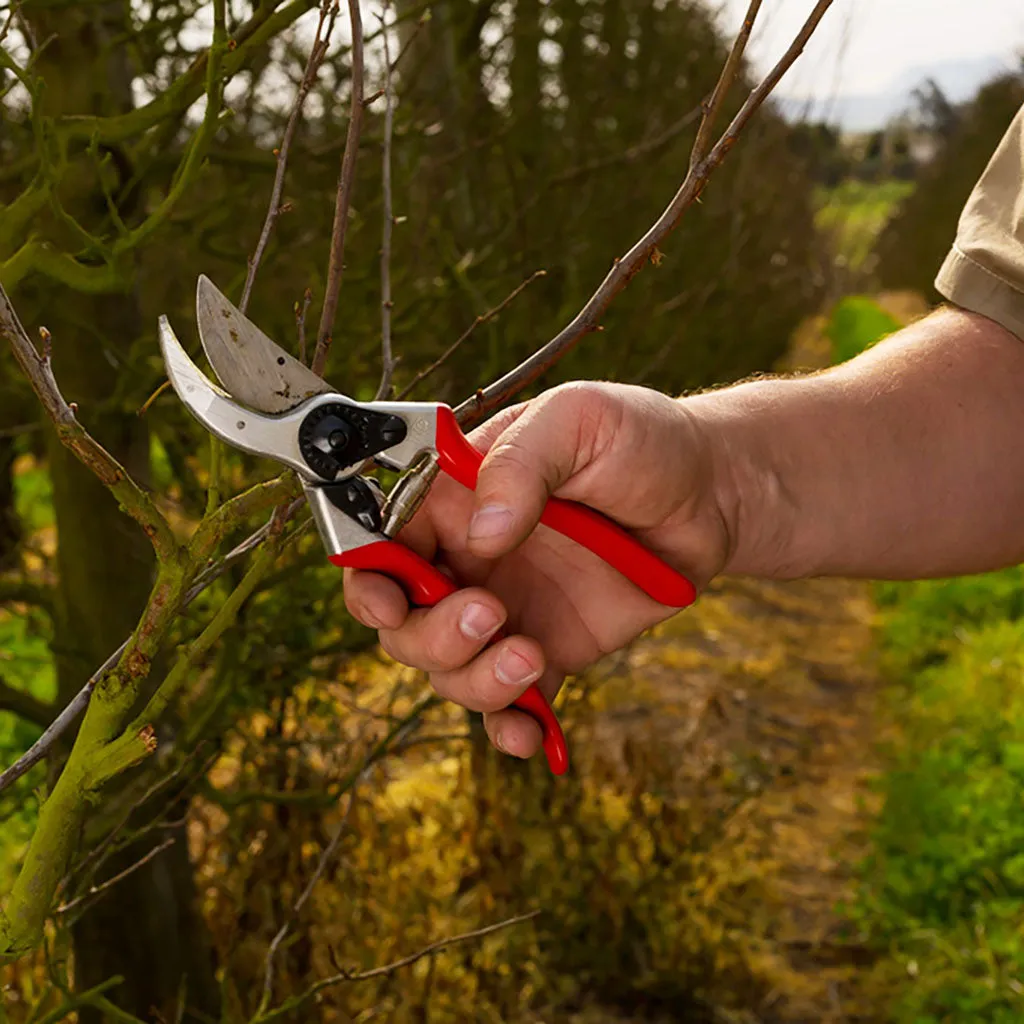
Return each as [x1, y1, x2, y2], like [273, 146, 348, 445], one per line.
[157, 277, 697, 775]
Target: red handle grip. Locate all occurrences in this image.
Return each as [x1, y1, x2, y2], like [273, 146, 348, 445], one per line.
[434, 406, 697, 607]
[332, 541, 569, 775]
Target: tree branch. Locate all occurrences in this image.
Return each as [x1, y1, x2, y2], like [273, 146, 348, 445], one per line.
[32, 978, 125, 1024]
[397, 270, 547, 400]
[312, 0, 365, 375]
[0, 641, 124, 793]
[0, 285, 179, 562]
[689, 0, 763, 169]
[255, 694, 437, 1013]
[0, 486, 301, 798]
[54, 837, 175, 917]
[118, 519, 291, 745]
[374, 0, 396, 400]
[453, 0, 835, 426]
[257, 770, 363, 1016]
[56, 0, 316, 145]
[295, 287, 312, 364]
[240, 0, 341, 313]
[252, 911, 540, 1023]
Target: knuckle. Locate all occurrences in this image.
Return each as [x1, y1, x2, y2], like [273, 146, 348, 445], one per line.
[431, 665, 503, 714]
[549, 380, 614, 418]
[486, 436, 542, 477]
[419, 624, 455, 670]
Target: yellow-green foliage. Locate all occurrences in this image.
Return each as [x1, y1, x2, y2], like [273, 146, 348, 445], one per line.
[191, 657, 781, 1023]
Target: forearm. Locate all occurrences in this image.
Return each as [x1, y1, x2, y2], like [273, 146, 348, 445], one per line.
[690, 306, 1024, 580]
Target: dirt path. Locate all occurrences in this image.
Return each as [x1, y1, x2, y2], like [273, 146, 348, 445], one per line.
[585, 575, 882, 1022]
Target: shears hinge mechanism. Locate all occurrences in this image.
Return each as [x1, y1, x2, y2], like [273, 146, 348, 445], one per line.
[298, 402, 407, 481]
[381, 451, 440, 538]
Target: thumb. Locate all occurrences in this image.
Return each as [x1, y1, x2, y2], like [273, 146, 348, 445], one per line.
[466, 384, 606, 558]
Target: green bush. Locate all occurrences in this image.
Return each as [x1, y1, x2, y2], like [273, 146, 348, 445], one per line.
[826, 295, 900, 365]
[853, 578, 1024, 1020]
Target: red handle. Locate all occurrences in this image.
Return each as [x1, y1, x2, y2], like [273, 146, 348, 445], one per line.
[434, 406, 697, 607]
[332, 541, 569, 775]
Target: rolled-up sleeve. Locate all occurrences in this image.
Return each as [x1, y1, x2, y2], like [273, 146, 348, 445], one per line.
[936, 105, 1024, 340]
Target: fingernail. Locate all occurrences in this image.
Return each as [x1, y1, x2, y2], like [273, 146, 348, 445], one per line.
[495, 648, 540, 687]
[459, 602, 503, 641]
[493, 731, 509, 754]
[468, 504, 514, 541]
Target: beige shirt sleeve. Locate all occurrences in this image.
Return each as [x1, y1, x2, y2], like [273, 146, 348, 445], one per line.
[935, 105, 1024, 339]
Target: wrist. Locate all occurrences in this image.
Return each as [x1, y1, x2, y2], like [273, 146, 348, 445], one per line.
[682, 384, 807, 579]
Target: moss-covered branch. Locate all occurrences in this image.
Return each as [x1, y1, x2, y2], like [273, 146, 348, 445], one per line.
[56, 0, 315, 146]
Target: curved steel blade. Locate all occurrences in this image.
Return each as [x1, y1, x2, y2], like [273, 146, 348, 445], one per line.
[196, 275, 330, 414]
[158, 315, 313, 478]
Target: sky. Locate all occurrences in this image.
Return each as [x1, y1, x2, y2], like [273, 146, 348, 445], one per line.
[720, 0, 1024, 100]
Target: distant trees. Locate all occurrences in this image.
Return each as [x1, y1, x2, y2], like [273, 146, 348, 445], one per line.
[877, 73, 1024, 296]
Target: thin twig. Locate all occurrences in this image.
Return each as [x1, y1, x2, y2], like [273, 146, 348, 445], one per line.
[313, 0, 365, 375]
[256, 697, 434, 1011]
[339, 910, 541, 982]
[397, 270, 546, 400]
[85, 994, 149, 1024]
[31, 978, 125, 1024]
[257, 773, 365, 1016]
[453, 0, 835, 426]
[388, 8, 429, 77]
[137, 379, 170, 417]
[374, 1, 396, 400]
[0, 286, 178, 561]
[63, 747, 212, 897]
[186, 497, 305, 602]
[253, 911, 540, 1023]
[54, 837, 175, 915]
[717, 0, 834, 146]
[689, 0, 763, 169]
[240, 0, 341, 313]
[295, 287, 312, 364]
[0, 3, 17, 46]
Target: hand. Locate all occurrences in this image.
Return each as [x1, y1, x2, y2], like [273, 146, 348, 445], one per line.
[343, 381, 732, 761]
